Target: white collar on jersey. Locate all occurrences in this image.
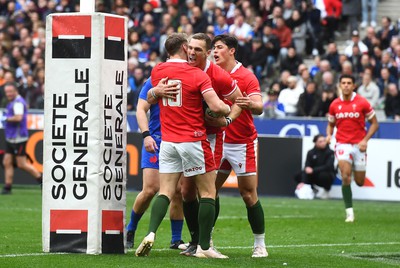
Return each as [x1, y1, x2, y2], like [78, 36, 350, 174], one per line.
[203, 59, 211, 72]
[340, 92, 356, 101]
[230, 61, 242, 74]
[166, 59, 188, 63]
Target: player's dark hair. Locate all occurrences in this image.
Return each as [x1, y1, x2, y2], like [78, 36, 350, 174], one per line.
[339, 74, 355, 84]
[190, 33, 212, 50]
[212, 34, 238, 52]
[165, 33, 188, 56]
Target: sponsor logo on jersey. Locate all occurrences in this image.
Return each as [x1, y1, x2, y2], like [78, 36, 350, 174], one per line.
[335, 112, 360, 119]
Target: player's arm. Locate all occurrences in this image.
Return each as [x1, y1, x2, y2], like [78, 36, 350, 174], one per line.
[203, 90, 231, 116]
[235, 92, 263, 115]
[6, 103, 23, 122]
[326, 121, 335, 145]
[136, 99, 158, 153]
[358, 115, 379, 152]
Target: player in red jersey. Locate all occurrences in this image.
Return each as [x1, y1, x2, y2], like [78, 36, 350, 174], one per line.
[183, 33, 243, 255]
[135, 33, 230, 259]
[150, 33, 243, 256]
[326, 74, 379, 223]
[212, 34, 268, 258]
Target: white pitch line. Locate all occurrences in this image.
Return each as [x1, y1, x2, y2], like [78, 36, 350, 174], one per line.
[2, 242, 399, 257]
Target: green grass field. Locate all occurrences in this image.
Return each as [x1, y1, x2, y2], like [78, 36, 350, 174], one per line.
[0, 185, 399, 267]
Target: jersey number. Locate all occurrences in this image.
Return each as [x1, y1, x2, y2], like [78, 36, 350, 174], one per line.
[162, 79, 182, 107]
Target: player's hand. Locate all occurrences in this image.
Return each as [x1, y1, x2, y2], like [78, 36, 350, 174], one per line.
[204, 113, 226, 127]
[153, 77, 179, 99]
[235, 92, 252, 110]
[326, 135, 331, 144]
[358, 140, 368, 152]
[305, 167, 313, 174]
[144, 136, 158, 153]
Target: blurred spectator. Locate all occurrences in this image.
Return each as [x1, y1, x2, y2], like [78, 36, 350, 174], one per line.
[138, 41, 151, 63]
[190, 5, 208, 33]
[280, 46, 303, 75]
[361, 0, 377, 28]
[214, 14, 229, 35]
[286, 9, 307, 56]
[362, 26, 380, 55]
[309, 55, 321, 78]
[377, 67, 397, 97]
[265, 5, 282, 28]
[342, 0, 361, 34]
[177, 14, 191, 33]
[384, 83, 400, 121]
[272, 17, 292, 59]
[262, 24, 280, 77]
[314, 59, 336, 89]
[323, 42, 341, 72]
[260, 0, 279, 22]
[229, 11, 253, 66]
[278, 70, 290, 91]
[344, 30, 368, 58]
[278, 75, 303, 116]
[319, 71, 337, 116]
[304, 1, 322, 56]
[222, 0, 235, 25]
[263, 87, 285, 118]
[282, 0, 294, 20]
[376, 16, 398, 50]
[379, 51, 397, 78]
[297, 81, 321, 117]
[297, 64, 312, 90]
[127, 67, 145, 111]
[357, 72, 380, 108]
[128, 30, 142, 53]
[141, 22, 160, 54]
[320, 0, 342, 43]
[248, 38, 267, 83]
[394, 44, 400, 79]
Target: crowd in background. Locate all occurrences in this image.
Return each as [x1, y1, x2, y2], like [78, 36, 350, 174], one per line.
[0, 0, 400, 120]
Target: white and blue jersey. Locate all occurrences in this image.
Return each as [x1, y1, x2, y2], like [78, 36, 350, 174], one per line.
[139, 78, 161, 169]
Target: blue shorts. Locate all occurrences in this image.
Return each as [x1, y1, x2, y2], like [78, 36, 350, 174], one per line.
[141, 138, 161, 169]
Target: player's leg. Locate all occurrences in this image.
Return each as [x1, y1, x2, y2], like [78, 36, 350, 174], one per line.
[237, 174, 268, 258]
[15, 155, 42, 181]
[338, 160, 354, 222]
[127, 168, 159, 248]
[336, 144, 356, 222]
[2, 152, 14, 194]
[353, 147, 367, 187]
[180, 175, 199, 255]
[136, 141, 182, 257]
[169, 176, 185, 249]
[193, 171, 227, 258]
[135, 172, 181, 257]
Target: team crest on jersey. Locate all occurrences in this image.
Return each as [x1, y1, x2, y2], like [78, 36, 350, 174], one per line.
[338, 105, 342, 110]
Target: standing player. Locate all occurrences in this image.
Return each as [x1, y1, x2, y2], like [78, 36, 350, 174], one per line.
[152, 33, 243, 256]
[135, 33, 231, 258]
[212, 34, 268, 258]
[126, 78, 186, 250]
[326, 74, 379, 222]
[1, 83, 42, 194]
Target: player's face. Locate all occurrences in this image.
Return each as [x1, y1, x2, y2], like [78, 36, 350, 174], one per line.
[213, 40, 233, 66]
[187, 38, 209, 67]
[340, 78, 355, 97]
[4, 85, 17, 101]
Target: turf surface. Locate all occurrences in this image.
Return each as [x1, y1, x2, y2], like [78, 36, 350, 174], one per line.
[0, 185, 399, 267]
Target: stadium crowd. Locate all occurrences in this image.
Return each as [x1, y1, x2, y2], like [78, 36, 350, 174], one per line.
[0, 0, 400, 120]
